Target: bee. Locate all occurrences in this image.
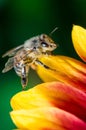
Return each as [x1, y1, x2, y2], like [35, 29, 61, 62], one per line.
[2, 34, 57, 89]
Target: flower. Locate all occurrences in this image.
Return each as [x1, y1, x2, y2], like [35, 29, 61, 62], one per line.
[10, 25, 86, 130]
[36, 55, 86, 92]
[10, 82, 86, 130]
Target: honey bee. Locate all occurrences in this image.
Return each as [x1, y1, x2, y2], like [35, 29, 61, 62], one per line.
[2, 34, 57, 89]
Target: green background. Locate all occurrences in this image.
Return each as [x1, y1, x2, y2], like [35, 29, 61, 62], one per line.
[0, 0, 86, 129]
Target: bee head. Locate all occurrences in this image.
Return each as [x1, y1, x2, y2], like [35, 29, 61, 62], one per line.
[39, 34, 57, 52]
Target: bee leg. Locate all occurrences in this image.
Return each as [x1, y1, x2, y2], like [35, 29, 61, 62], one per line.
[21, 76, 28, 89]
[31, 63, 37, 70]
[35, 60, 52, 70]
[21, 66, 29, 89]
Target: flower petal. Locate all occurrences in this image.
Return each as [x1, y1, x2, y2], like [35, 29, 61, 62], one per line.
[36, 55, 86, 91]
[10, 107, 86, 130]
[11, 82, 86, 122]
[72, 25, 86, 62]
[10, 88, 52, 110]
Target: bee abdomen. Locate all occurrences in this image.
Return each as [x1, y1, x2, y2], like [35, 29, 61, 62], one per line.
[14, 64, 22, 77]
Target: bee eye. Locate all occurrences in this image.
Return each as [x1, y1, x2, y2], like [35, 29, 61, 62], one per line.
[41, 42, 49, 47]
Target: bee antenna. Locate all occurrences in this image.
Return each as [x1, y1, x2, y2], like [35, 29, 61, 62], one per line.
[49, 27, 58, 36]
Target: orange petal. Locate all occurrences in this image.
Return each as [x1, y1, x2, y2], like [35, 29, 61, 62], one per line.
[72, 25, 86, 62]
[11, 82, 86, 122]
[10, 107, 86, 130]
[36, 55, 86, 92]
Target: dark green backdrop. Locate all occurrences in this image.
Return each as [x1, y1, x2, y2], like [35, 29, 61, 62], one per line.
[0, 0, 86, 129]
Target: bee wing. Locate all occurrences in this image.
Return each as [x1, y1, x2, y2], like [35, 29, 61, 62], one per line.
[2, 45, 24, 58]
[2, 57, 14, 73]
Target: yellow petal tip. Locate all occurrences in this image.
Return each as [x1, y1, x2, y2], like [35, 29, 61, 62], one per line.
[72, 25, 86, 62]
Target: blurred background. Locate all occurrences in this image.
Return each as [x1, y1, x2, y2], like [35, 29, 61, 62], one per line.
[0, 0, 86, 129]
